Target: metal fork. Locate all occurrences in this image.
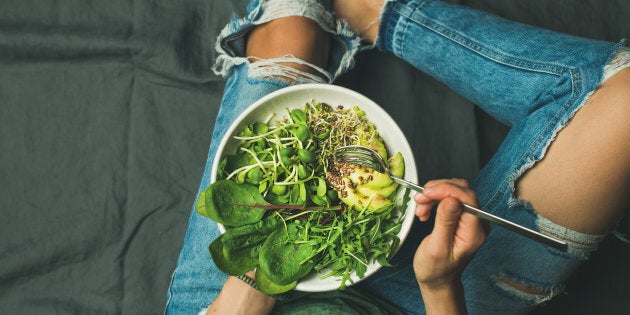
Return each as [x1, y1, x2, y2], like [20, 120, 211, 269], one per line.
[334, 145, 568, 252]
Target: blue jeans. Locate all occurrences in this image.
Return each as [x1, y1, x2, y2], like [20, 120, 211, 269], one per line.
[165, 0, 629, 314]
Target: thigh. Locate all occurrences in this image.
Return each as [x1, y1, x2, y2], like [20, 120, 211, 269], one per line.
[377, 0, 618, 126]
[517, 67, 630, 235]
[464, 55, 630, 315]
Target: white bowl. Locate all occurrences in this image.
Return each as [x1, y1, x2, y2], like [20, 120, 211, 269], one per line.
[211, 83, 417, 292]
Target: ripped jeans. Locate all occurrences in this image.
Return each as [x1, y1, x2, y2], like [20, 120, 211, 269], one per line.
[165, 0, 630, 314]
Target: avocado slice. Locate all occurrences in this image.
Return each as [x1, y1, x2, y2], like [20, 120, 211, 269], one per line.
[356, 152, 404, 198]
[345, 164, 393, 189]
[388, 152, 405, 178]
[326, 149, 405, 213]
[357, 182, 398, 198]
[356, 122, 388, 162]
[335, 177, 393, 212]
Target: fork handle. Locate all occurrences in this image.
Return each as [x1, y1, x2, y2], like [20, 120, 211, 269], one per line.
[391, 177, 568, 252]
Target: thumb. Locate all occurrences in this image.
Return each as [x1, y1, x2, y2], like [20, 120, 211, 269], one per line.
[431, 197, 463, 246]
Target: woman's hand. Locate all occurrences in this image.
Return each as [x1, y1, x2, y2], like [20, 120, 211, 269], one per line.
[413, 179, 488, 314]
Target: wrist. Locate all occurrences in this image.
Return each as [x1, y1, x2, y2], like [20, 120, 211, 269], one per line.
[230, 273, 277, 304]
[419, 279, 463, 295]
[416, 269, 461, 292]
[207, 273, 277, 315]
[419, 280, 467, 315]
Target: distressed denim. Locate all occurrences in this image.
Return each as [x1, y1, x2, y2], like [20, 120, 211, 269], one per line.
[356, 1, 630, 314]
[165, 0, 630, 314]
[165, 1, 361, 314]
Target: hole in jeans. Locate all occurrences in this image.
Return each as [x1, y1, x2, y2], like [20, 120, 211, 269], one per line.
[247, 55, 330, 83]
[497, 275, 548, 296]
[495, 275, 558, 304]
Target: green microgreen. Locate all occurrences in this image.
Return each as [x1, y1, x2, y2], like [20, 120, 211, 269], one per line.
[198, 101, 408, 295]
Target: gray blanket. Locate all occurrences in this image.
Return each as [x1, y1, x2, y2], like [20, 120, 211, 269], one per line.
[1, 0, 627, 313]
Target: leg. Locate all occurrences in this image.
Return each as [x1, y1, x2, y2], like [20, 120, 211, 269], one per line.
[165, 1, 360, 313]
[247, 16, 330, 79]
[337, 0, 630, 313]
[517, 68, 630, 235]
[339, 0, 620, 126]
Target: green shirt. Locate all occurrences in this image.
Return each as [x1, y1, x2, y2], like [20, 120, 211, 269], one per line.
[272, 288, 405, 315]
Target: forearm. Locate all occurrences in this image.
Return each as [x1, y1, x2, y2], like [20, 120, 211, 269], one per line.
[206, 273, 276, 315]
[419, 281, 467, 315]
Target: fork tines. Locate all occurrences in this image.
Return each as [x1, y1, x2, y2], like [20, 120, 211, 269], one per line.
[333, 145, 384, 172]
[335, 145, 379, 157]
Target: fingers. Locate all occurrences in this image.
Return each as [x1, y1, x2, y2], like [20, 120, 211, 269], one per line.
[429, 197, 464, 247]
[412, 179, 488, 293]
[418, 180, 487, 258]
[414, 197, 433, 222]
[425, 178, 471, 189]
[413, 179, 478, 222]
[455, 210, 488, 256]
[422, 179, 478, 208]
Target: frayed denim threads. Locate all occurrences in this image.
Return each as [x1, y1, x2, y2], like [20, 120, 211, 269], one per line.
[212, 0, 361, 84]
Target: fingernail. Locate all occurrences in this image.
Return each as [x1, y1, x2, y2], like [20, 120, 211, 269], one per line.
[414, 205, 422, 217]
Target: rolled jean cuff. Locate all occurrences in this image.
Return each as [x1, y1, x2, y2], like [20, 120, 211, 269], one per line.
[212, 0, 362, 83]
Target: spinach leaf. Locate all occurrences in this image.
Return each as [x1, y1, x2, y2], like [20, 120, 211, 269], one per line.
[209, 217, 280, 276]
[202, 102, 411, 291]
[208, 234, 253, 276]
[255, 268, 297, 295]
[258, 223, 317, 286]
[201, 180, 269, 226]
[220, 216, 279, 250]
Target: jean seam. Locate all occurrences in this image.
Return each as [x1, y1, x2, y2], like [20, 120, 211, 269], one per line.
[406, 11, 591, 239]
[386, 1, 590, 230]
[379, 1, 403, 55]
[401, 1, 571, 77]
[482, 68, 582, 214]
[390, 2, 603, 253]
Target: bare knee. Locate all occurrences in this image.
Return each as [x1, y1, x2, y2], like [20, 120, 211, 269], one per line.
[516, 68, 630, 235]
[246, 16, 330, 80]
[333, 0, 385, 43]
